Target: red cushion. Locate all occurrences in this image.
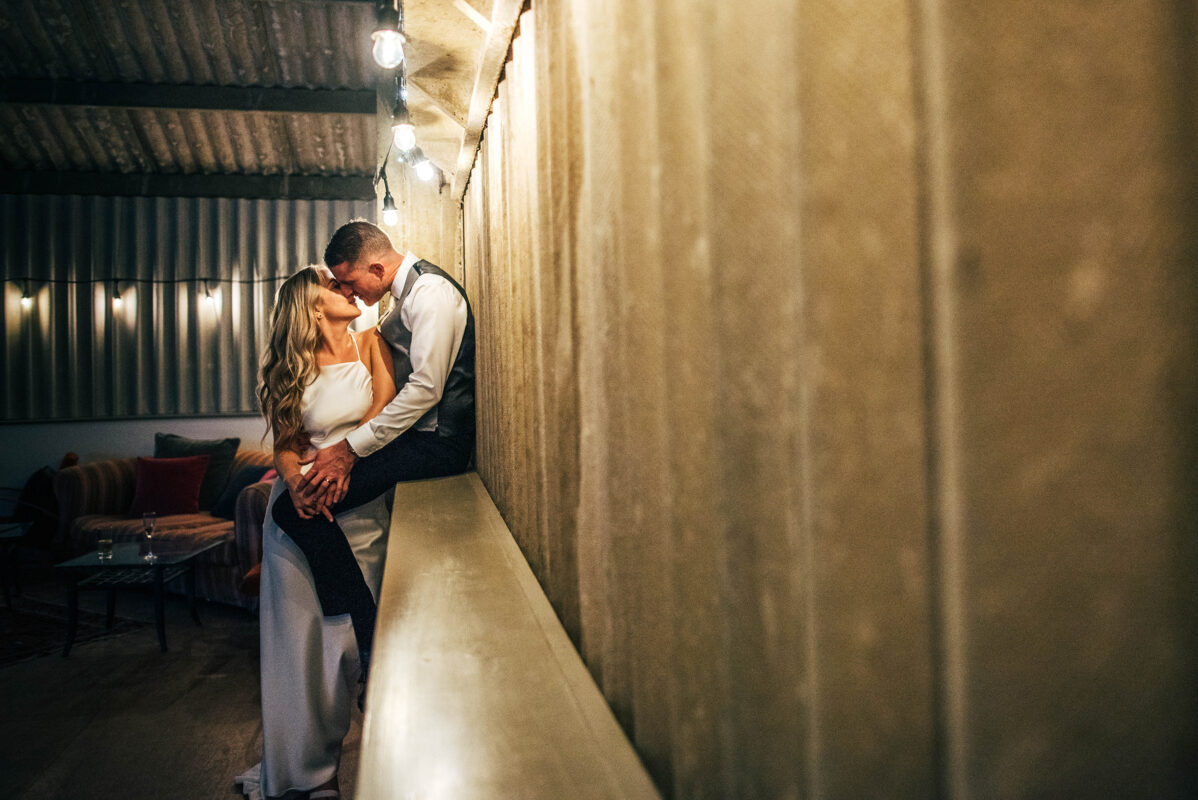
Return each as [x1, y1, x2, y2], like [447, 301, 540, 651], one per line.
[128, 455, 210, 517]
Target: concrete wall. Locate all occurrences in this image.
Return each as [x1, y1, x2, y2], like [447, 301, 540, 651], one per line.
[454, 1, 1198, 797]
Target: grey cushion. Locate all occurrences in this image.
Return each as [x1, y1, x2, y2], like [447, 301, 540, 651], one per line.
[211, 464, 270, 520]
[154, 433, 240, 511]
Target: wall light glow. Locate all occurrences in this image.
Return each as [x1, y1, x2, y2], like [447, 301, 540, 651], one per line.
[203, 282, 223, 316]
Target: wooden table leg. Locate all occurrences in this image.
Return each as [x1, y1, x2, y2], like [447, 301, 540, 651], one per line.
[62, 578, 79, 657]
[153, 566, 167, 652]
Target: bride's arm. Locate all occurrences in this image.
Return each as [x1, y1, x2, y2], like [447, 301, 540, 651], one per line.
[358, 328, 397, 424]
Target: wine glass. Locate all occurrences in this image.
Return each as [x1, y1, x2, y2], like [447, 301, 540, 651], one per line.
[142, 512, 158, 562]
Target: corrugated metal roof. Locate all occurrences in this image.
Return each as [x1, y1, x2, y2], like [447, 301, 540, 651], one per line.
[0, 0, 376, 89]
[0, 104, 375, 175]
[0, 0, 382, 197]
[0, 0, 496, 198]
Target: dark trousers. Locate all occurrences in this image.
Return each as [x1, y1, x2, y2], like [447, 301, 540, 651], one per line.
[271, 428, 473, 659]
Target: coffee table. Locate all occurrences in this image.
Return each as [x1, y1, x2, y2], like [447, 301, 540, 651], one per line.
[56, 539, 224, 655]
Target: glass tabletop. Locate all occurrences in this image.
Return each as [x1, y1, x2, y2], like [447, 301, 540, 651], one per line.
[0, 521, 31, 539]
[56, 539, 225, 568]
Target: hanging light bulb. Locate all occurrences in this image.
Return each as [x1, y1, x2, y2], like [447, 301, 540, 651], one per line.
[372, 1, 405, 68]
[20, 293, 32, 310]
[382, 192, 399, 227]
[415, 158, 435, 182]
[204, 281, 220, 312]
[392, 121, 416, 152]
[372, 29, 405, 69]
[112, 281, 123, 309]
[391, 71, 416, 152]
[377, 161, 400, 226]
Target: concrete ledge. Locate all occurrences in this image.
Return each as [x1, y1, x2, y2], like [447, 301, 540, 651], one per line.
[357, 472, 660, 800]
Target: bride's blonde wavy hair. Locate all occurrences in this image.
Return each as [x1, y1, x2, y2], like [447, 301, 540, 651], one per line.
[257, 266, 332, 452]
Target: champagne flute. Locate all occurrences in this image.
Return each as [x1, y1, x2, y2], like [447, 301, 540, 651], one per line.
[143, 512, 158, 562]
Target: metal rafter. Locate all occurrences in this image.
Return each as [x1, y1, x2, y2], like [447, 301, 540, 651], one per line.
[1, 79, 377, 115]
[0, 170, 374, 200]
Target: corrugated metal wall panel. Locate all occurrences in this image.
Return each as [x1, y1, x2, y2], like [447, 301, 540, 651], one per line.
[0, 193, 374, 420]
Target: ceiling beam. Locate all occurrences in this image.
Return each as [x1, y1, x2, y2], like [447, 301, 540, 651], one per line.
[407, 78, 467, 129]
[451, 0, 523, 202]
[0, 170, 375, 200]
[452, 0, 491, 31]
[0, 79, 377, 115]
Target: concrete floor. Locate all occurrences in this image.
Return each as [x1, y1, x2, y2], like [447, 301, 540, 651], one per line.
[0, 576, 363, 800]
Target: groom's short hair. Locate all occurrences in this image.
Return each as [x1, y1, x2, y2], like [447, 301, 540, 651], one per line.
[324, 220, 394, 270]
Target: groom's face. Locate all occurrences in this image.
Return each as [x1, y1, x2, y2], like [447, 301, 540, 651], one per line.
[330, 260, 388, 306]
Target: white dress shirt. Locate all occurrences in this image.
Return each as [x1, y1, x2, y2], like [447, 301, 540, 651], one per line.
[345, 253, 469, 457]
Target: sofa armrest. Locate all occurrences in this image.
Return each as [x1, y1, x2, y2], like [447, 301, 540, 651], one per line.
[234, 479, 273, 580]
[52, 458, 138, 541]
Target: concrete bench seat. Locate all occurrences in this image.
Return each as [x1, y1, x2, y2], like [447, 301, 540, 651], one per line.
[358, 472, 660, 800]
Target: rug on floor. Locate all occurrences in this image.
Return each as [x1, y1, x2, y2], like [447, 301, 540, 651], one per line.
[0, 596, 147, 667]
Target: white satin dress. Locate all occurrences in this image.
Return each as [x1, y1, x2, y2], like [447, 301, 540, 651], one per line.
[238, 342, 390, 800]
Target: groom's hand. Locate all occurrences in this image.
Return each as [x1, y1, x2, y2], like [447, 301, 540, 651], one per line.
[296, 440, 358, 517]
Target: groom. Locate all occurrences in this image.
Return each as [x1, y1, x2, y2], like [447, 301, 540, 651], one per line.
[271, 219, 475, 678]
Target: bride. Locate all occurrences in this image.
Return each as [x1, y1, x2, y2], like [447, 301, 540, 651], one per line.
[238, 265, 395, 800]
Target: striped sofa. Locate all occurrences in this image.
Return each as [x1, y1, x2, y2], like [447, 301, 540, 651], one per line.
[53, 450, 274, 609]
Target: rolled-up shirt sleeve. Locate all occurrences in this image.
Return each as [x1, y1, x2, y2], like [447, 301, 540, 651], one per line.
[345, 277, 467, 457]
